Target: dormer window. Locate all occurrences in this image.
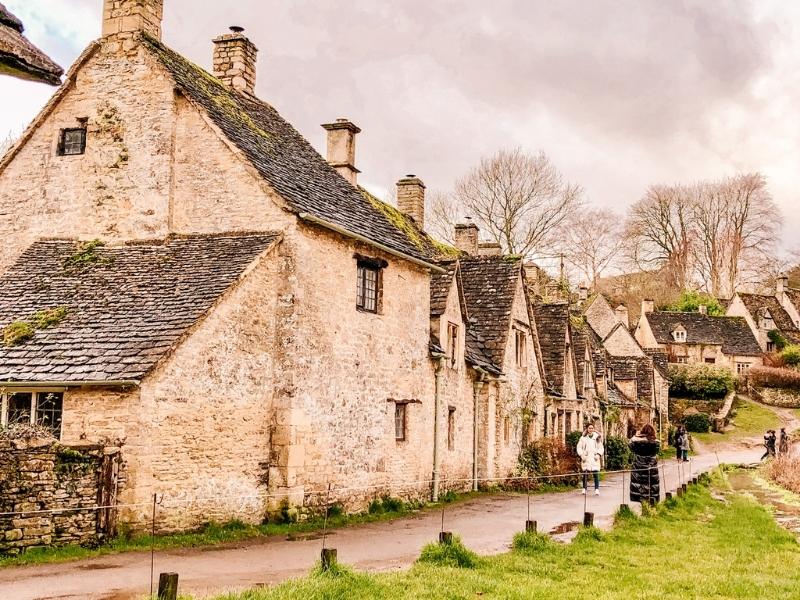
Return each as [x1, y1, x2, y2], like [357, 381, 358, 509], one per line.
[58, 127, 86, 156]
[758, 308, 774, 330]
[672, 327, 687, 343]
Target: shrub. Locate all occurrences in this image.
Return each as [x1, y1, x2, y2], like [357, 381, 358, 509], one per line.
[517, 438, 579, 486]
[668, 364, 736, 399]
[417, 535, 479, 568]
[768, 329, 788, 352]
[779, 344, 800, 367]
[684, 413, 711, 433]
[565, 430, 582, 452]
[767, 455, 800, 494]
[747, 366, 800, 391]
[512, 530, 553, 552]
[664, 290, 725, 316]
[368, 495, 405, 514]
[604, 436, 632, 470]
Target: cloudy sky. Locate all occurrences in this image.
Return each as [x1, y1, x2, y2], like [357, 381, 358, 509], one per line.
[3, 0, 799, 249]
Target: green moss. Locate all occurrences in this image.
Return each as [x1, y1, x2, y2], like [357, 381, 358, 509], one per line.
[503, 253, 523, 262]
[31, 306, 68, 329]
[2, 321, 34, 346]
[362, 190, 430, 252]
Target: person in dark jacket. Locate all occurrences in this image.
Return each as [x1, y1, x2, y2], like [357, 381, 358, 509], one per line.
[761, 430, 777, 460]
[779, 428, 789, 456]
[629, 423, 660, 504]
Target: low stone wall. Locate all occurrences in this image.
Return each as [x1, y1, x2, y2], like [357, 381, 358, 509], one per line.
[754, 387, 800, 408]
[0, 437, 121, 555]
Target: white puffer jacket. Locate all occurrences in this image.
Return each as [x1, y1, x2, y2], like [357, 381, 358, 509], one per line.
[577, 432, 604, 471]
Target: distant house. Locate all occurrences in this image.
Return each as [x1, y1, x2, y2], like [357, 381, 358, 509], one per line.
[635, 300, 762, 375]
[0, 3, 62, 85]
[726, 285, 800, 352]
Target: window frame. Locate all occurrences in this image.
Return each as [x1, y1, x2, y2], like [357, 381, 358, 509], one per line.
[58, 127, 87, 156]
[736, 362, 750, 375]
[0, 389, 64, 438]
[514, 328, 527, 368]
[446, 322, 459, 368]
[355, 255, 385, 314]
[672, 328, 686, 343]
[394, 402, 407, 442]
[447, 406, 456, 450]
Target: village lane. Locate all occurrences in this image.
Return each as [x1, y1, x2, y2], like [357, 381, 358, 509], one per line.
[0, 446, 761, 600]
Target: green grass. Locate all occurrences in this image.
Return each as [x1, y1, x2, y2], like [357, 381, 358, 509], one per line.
[206, 479, 800, 599]
[693, 398, 780, 444]
[0, 491, 486, 568]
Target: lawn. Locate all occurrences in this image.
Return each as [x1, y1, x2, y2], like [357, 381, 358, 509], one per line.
[207, 478, 800, 599]
[693, 398, 780, 444]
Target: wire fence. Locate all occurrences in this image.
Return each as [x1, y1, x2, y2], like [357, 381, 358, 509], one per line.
[1, 457, 719, 599]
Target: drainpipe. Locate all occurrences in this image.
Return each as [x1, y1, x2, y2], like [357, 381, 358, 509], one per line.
[432, 355, 446, 502]
[472, 370, 487, 492]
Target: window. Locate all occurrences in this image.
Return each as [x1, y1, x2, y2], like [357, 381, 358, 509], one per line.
[447, 407, 456, 450]
[447, 322, 459, 368]
[758, 309, 774, 330]
[58, 127, 86, 156]
[736, 362, 751, 375]
[675, 356, 689, 364]
[767, 341, 776, 352]
[672, 328, 686, 342]
[1, 391, 63, 438]
[356, 258, 383, 313]
[704, 357, 716, 364]
[394, 403, 406, 441]
[514, 329, 527, 368]
[504, 416, 511, 445]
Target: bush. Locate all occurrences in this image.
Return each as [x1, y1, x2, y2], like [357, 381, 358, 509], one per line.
[417, 535, 479, 568]
[684, 413, 711, 433]
[565, 430, 582, 452]
[668, 364, 736, 399]
[663, 290, 725, 316]
[747, 366, 800, 391]
[768, 329, 788, 352]
[517, 438, 579, 486]
[604, 436, 632, 470]
[779, 344, 800, 367]
[512, 530, 553, 552]
[368, 495, 405, 514]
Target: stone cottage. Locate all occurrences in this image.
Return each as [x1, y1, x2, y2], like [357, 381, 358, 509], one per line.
[726, 288, 800, 353]
[0, 0, 549, 532]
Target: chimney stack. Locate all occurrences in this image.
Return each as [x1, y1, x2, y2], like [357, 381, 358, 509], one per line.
[698, 304, 708, 315]
[396, 175, 426, 228]
[102, 0, 163, 41]
[615, 305, 629, 329]
[777, 275, 789, 296]
[478, 242, 502, 256]
[213, 26, 258, 95]
[641, 299, 655, 315]
[321, 119, 361, 185]
[454, 221, 479, 256]
[578, 285, 589, 302]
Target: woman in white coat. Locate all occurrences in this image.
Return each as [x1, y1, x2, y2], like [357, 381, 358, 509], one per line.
[577, 424, 604, 495]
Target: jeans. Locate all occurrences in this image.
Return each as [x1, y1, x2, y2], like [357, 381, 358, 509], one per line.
[583, 470, 600, 491]
[681, 449, 688, 461]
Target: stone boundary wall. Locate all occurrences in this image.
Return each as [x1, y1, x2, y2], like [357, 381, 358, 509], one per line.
[0, 437, 121, 555]
[753, 387, 800, 408]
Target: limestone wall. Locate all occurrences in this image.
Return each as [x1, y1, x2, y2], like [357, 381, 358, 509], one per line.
[0, 438, 120, 555]
[755, 387, 800, 408]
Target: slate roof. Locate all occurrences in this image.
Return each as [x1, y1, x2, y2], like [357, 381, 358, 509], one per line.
[532, 303, 573, 396]
[644, 348, 669, 379]
[737, 292, 800, 339]
[430, 261, 458, 317]
[784, 288, 800, 319]
[608, 356, 639, 380]
[0, 233, 280, 382]
[635, 356, 653, 403]
[645, 311, 761, 356]
[464, 328, 502, 375]
[141, 34, 447, 266]
[0, 3, 62, 85]
[459, 256, 522, 369]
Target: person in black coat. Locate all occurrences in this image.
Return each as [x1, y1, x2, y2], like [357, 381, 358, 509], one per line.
[629, 423, 660, 503]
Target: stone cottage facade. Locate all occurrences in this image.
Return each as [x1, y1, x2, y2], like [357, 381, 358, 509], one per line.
[0, 0, 551, 532]
[726, 288, 800, 353]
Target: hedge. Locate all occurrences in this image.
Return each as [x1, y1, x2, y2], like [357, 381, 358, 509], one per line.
[747, 366, 800, 391]
[684, 413, 711, 433]
[668, 364, 736, 399]
[604, 436, 632, 470]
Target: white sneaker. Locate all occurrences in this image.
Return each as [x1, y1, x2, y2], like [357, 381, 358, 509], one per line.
[581, 488, 586, 495]
[594, 489, 600, 496]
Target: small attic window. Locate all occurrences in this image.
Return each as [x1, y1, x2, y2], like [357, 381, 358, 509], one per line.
[758, 308, 775, 330]
[58, 127, 86, 156]
[672, 327, 686, 343]
[355, 255, 386, 313]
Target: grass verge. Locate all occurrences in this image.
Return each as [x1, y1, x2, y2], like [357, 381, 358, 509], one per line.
[693, 398, 780, 444]
[209, 478, 800, 599]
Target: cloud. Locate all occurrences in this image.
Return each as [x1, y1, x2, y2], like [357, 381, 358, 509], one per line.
[1, 0, 798, 249]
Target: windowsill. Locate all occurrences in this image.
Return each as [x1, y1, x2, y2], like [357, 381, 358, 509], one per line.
[356, 307, 381, 315]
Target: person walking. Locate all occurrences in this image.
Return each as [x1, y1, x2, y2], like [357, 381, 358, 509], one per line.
[762, 430, 777, 460]
[577, 423, 604, 496]
[679, 426, 690, 462]
[779, 428, 789, 456]
[629, 424, 660, 504]
[673, 426, 683, 461]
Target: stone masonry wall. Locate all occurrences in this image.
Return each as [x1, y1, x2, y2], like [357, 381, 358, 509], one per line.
[755, 387, 800, 408]
[0, 438, 120, 555]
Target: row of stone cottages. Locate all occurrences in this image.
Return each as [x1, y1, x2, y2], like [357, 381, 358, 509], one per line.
[0, 0, 665, 532]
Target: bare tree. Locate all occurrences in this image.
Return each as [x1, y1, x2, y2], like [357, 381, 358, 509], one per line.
[453, 148, 583, 255]
[425, 189, 460, 245]
[560, 207, 624, 287]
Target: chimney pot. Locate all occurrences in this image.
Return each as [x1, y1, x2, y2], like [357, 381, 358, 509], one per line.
[454, 221, 479, 256]
[213, 28, 259, 95]
[321, 119, 361, 185]
[396, 176, 426, 228]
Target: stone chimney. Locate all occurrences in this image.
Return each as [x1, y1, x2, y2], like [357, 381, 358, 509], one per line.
[615, 305, 629, 329]
[213, 26, 258, 95]
[641, 299, 655, 315]
[454, 221, 479, 256]
[478, 242, 502, 256]
[777, 275, 789, 295]
[578, 285, 589, 302]
[396, 175, 426, 228]
[698, 304, 708, 315]
[321, 119, 361, 185]
[102, 0, 163, 41]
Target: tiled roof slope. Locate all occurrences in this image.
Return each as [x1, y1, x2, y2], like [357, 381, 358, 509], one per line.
[784, 288, 800, 318]
[0, 3, 62, 85]
[430, 262, 457, 317]
[644, 348, 669, 379]
[635, 357, 653, 403]
[464, 328, 502, 375]
[646, 311, 761, 356]
[459, 256, 522, 369]
[608, 356, 639, 380]
[141, 35, 442, 265]
[0, 233, 279, 382]
[532, 303, 571, 396]
[738, 293, 800, 338]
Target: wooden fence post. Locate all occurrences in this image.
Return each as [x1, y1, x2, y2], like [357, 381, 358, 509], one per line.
[157, 572, 178, 600]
